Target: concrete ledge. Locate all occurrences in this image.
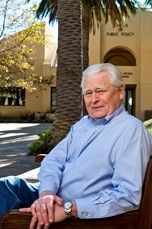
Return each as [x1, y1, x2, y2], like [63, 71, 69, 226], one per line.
[17, 167, 40, 183]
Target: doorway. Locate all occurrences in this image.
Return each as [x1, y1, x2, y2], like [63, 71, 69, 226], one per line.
[124, 85, 136, 116]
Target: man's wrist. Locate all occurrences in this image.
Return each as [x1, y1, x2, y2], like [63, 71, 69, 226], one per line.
[63, 200, 78, 218]
[71, 200, 78, 217]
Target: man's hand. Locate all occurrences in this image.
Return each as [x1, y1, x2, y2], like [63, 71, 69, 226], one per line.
[19, 190, 64, 229]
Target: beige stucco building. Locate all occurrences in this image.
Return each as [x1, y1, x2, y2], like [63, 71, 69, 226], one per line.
[1, 9, 152, 121]
[0, 24, 57, 119]
[89, 9, 152, 121]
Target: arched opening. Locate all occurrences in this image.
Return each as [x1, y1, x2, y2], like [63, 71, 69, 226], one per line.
[104, 48, 136, 66]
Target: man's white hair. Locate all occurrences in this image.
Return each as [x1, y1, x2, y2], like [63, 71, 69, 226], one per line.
[81, 63, 125, 90]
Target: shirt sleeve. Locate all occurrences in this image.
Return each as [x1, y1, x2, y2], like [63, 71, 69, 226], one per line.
[38, 130, 72, 195]
[75, 125, 152, 219]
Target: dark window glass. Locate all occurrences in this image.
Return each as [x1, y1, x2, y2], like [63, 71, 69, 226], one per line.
[50, 87, 56, 113]
[124, 85, 136, 115]
[0, 87, 25, 106]
[51, 87, 56, 106]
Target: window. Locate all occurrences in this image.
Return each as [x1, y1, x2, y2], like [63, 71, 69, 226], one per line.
[51, 87, 56, 106]
[0, 87, 25, 106]
[124, 85, 136, 115]
[50, 87, 56, 113]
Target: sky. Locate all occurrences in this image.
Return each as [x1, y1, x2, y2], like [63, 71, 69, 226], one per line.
[46, 21, 58, 39]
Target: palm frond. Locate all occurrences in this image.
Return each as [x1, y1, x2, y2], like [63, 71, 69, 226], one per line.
[144, 0, 152, 6]
[36, 0, 57, 24]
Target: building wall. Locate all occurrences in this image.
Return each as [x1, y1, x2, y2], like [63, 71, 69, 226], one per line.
[140, 11, 152, 120]
[0, 24, 57, 118]
[89, 10, 152, 121]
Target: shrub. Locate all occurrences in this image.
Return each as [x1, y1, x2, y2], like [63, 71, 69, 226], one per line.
[144, 119, 152, 136]
[28, 127, 55, 156]
[20, 111, 36, 121]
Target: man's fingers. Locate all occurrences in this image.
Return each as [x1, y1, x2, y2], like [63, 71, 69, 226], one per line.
[30, 203, 38, 219]
[30, 217, 45, 229]
[34, 199, 53, 225]
[40, 203, 50, 225]
[28, 194, 59, 228]
[56, 196, 64, 206]
[19, 207, 31, 213]
[45, 195, 55, 223]
[29, 216, 38, 229]
[34, 202, 44, 225]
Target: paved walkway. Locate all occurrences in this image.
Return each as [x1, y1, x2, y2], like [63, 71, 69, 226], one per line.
[0, 123, 52, 181]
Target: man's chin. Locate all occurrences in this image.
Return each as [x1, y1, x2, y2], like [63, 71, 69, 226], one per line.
[92, 113, 106, 121]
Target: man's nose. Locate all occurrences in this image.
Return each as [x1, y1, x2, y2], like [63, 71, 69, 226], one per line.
[91, 92, 99, 102]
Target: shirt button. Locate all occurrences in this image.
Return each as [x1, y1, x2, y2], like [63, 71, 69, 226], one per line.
[81, 141, 84, 145]
[83, 212, 89, 217]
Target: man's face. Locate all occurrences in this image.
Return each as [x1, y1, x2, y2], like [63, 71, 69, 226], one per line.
[83, 70, 124, 121]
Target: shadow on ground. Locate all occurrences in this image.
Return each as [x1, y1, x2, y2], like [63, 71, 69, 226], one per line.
[0, 123, 51, 178]
[0, 156, 40, 178]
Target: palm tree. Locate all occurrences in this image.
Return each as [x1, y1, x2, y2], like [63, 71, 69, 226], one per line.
[27, 0, 142, 145]
[144, 0, 152, 6]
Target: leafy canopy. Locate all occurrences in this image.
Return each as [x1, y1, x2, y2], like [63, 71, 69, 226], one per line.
[0, 0, 54, 91]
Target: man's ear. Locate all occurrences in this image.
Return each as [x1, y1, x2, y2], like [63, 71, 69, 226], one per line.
[119, 85, 125, 100]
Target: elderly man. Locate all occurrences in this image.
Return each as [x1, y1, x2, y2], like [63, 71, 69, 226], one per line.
[0, 63, 152, 229]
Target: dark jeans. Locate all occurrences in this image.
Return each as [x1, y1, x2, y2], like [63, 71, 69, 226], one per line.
[0, 176, 39, 219]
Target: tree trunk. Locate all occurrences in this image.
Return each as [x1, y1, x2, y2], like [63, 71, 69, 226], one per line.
[51, 0, 83, 145]
[82, 3, 91, 115]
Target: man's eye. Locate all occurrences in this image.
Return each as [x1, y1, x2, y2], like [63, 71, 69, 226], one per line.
[97, 90, 105, 94]
[84, 91, 92, 96]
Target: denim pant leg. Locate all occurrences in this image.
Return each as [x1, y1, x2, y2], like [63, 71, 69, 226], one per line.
[0, 176, 39, 219]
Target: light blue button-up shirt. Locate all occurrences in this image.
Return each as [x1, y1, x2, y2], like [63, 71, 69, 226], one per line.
[38, 104, 152, 218]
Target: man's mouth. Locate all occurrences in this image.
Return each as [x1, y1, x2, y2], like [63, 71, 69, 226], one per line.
[92, 106, 103, 109]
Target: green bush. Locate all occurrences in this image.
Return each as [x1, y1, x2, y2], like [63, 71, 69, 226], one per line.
[144, 119, 152, 136]
[28, 127, 55, 156]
